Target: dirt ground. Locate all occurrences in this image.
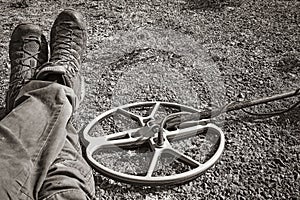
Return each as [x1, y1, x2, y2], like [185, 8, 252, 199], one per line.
[0, 0, 299, 199]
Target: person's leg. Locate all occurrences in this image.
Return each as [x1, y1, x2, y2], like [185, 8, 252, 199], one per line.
[0, 23, 52, 199]
[0, 9, 95, 200]
[0, 81, 80, 199]
[35, 9, 95, 199]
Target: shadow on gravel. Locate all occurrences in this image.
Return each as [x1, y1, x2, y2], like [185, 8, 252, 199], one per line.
[235, 105, 300, 126]
[0, 107, 5, 121]
[184, 0, 244, 10]
[94, 173, 193, 197]
[276, 107, 300, 126]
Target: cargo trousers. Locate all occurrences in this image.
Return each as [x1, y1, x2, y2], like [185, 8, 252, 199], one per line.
[0, 80, 95, 199]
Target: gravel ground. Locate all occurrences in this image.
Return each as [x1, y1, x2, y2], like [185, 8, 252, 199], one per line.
[0, 0, 299, 199]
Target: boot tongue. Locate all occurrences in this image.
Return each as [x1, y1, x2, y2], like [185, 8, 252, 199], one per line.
[23, 38, 40, 52]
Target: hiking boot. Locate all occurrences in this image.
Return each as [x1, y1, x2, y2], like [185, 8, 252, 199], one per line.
[36, 9, 87, 106]
[5, 23, 48, 113]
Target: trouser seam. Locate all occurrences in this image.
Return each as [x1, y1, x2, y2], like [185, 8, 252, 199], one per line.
[34, 103, 64, 166]
[20, 190, 34, 200]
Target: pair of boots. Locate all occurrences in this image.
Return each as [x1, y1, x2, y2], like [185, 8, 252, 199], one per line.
[6, 9, 87, 113]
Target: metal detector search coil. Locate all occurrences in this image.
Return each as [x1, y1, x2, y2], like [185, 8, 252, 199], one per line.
[80, 102, 225, 186]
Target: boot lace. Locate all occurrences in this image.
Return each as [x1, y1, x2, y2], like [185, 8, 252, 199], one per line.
[7, 36, 43, 111]
[9, 37, 42, 86]
[50, 22, 80, 77]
